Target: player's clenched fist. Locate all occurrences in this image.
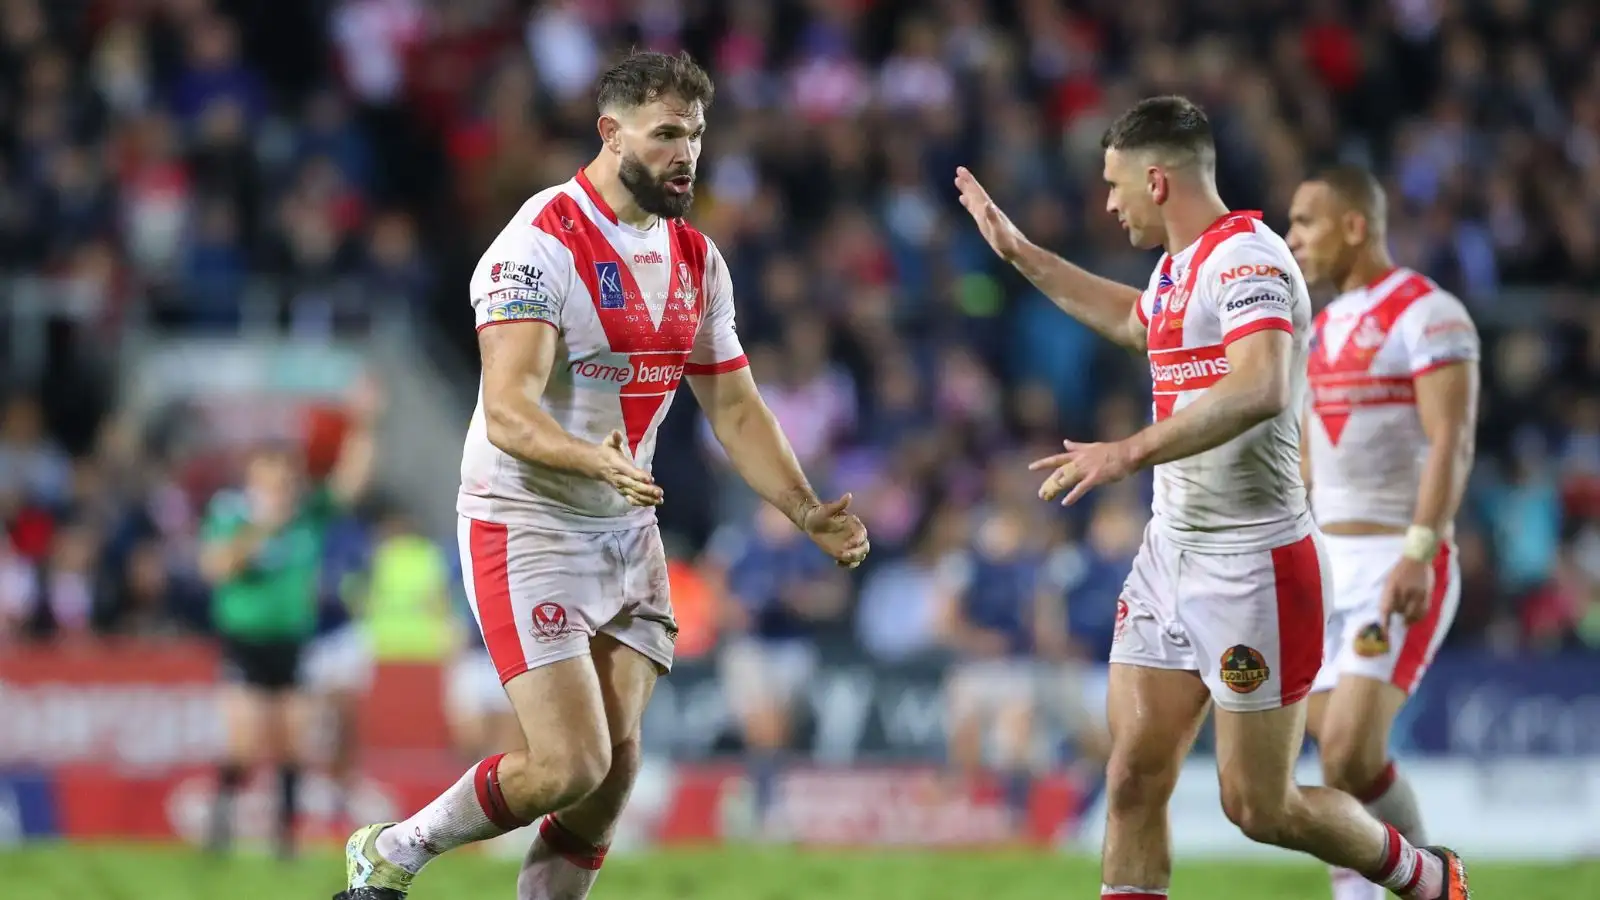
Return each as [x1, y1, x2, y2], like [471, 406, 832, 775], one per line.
[954, 166, 1027, 263]
[590, 430, 664, 507]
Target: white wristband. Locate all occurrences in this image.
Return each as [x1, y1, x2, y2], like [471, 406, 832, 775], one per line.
[1401, 525, 1439, 563]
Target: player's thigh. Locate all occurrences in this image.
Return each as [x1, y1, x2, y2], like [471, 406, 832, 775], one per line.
[589, 632, 659, 749]
[1104, 663, 1210, 808]
[1212, 701, 1308, 818]
[1180, 532, 1329, 714]
[458, 516, 623, 682]
[1316, 675, 1407, 789]
[502, 655, 610, 772]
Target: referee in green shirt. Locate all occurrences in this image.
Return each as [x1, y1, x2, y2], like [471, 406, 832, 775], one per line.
[199, 390, 377, 858]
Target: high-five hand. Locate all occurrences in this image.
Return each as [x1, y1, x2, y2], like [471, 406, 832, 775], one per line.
[800, 494, 871, 569]
[954, 166, 1027, 263]
[593, 430, 664, 507]
[1028, 439, 1138, 506]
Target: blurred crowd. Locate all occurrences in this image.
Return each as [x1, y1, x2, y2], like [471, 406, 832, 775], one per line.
[6, 0, 1600, 691]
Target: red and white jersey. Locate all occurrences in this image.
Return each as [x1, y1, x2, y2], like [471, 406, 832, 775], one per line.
[1305, 267, 1479, 528]
[458, 170, 748, 531]
[1137, 211, 1314, 552]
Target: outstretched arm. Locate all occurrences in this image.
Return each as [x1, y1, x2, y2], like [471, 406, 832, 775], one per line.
[955, 166, 1145, 350]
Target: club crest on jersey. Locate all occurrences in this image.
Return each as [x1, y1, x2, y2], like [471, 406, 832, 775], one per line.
[1352, 315, 1388, 351]
[1166, 287, 1191, 315]
[673, 261, 698, 304]
[594, 261, 625, 309]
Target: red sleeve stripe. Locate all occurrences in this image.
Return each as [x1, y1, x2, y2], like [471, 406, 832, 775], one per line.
[684, 354, 750, 375]
[477, 318, 558, 334]
[1222, 317, 1292, 345]
[1410, 357, 1474, 379]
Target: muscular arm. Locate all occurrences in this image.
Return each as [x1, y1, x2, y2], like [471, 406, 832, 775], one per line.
[688, 367, 820, 526]
[479, 322, 601, 477]
[1010, 240, 1147, 350]
[1124, 330, 1293, 469]
[1410, 361, 1478, 533]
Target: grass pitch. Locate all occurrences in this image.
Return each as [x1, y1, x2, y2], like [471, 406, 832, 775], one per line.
[6, 843, 1595, 899]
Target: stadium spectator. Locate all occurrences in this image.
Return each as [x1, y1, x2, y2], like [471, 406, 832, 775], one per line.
[711, 501, 852, 835]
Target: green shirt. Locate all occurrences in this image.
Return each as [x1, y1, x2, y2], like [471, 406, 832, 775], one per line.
[202, 486, 339, 641]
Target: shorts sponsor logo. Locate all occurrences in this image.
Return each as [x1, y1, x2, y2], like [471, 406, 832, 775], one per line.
[1353, 622, 1390, 658]
[1219, 644, 1270, 694]
[531, 602, 571, 642]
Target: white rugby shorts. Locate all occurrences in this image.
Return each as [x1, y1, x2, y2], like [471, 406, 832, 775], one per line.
[1112, 525, 1330, 712]
[1310, 533, 1459, 696]
[457, 516, 678, 682]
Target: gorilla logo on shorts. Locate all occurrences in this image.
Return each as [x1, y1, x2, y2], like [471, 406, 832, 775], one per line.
[1353, 622, 1390, 658]
[531, 602, 571, 642]
[1219, 644, 1270, 694]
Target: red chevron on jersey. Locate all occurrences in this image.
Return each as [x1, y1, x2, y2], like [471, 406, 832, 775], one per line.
[532, 194, 707, 454]
[1307, 271, 1432, 445]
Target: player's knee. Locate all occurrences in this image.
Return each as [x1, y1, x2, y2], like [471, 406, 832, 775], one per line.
[1104, 747, 1179, 815]
[1318, 731, 1386, 796]
[517, 731, 613, 815]
[1219, 780, 1294, 846]
[601, 736, 643, 796]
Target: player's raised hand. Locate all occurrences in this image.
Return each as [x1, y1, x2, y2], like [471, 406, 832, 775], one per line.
[594, 430, 664, 507]
[1380, 556, 1434, 625]
[799, 493, 871, 569]
[954, 166, 1027, 262]
[1028, 439, 1138, 506]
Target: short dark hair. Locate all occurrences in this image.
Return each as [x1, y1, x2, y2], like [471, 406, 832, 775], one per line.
[1311, 164, 1388, 235]
[1101, 96, 1215, 169]
[595, 50, 715, 114]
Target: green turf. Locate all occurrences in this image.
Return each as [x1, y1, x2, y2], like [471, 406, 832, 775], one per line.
[5, 843, 1596, 900]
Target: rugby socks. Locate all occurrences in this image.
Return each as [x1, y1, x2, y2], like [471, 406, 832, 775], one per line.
[1369, 822, 1444, 898]
[208, 763, 246, 851]
[749, 750, 781, 824]
[1101, 888, 1167, 898]
[1331, 762, 1427, 900]
[377, 753, 533, 874]
[276, 765, 300, 855]
[1359, 762, 1426, 843]
[517, 815, 608, 900]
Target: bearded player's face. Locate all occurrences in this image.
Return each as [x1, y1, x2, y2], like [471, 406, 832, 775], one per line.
[614, 95, 704, 219]
[1102, 149, 1164, 250]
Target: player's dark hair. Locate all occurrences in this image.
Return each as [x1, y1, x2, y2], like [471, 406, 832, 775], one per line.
[1100, 96, 1215, 170]
[1311, 164, 1388, 237]
[595, 50, 715, 114]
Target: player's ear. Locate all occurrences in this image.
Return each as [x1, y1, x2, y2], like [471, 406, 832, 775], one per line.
[1148, 166, 1168, 205]
[1340, 209, 1368, 247]
[596, 114, 623, 154]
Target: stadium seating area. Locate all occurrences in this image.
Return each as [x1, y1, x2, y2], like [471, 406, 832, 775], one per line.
[3, 0, 1600, 658]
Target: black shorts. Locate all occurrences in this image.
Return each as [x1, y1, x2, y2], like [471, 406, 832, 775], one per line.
[219, 636, 307, 692]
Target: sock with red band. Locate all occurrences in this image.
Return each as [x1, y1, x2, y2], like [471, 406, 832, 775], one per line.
[1332, 762, 1429, 900]
[377, 753, 533, 874]
[1369, 822, 1443, 899]
[518, 815, 610, 900]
